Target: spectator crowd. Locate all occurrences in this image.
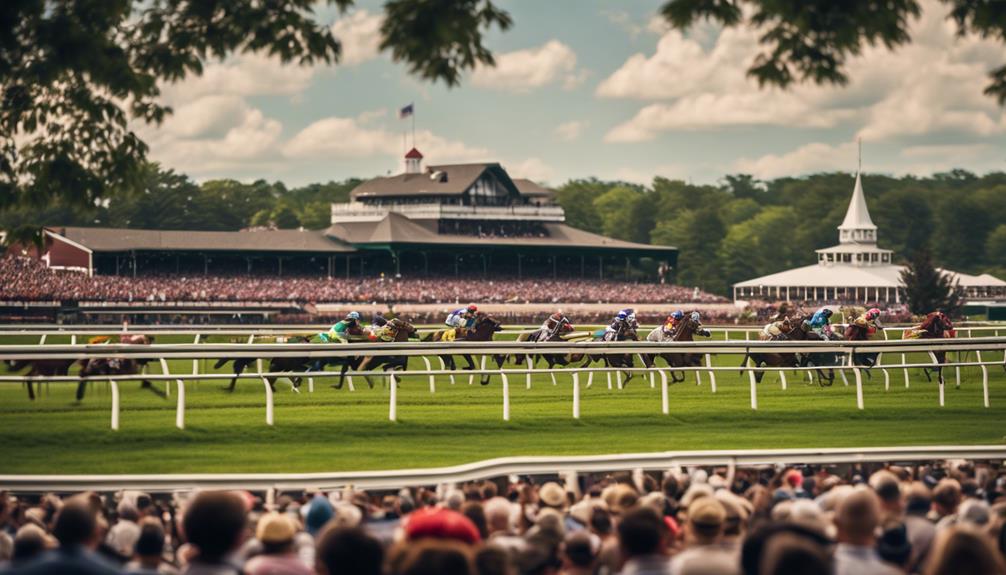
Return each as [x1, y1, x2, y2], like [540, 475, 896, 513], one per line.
[1, 459, 1005, 574]
[0, 256, 726, 305]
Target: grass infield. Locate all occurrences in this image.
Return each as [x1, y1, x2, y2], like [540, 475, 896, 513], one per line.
[0, 332, 1004, 474]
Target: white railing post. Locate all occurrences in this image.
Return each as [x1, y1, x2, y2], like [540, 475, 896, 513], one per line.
[706, 354, 717, 393]
[422, 357, 435, 393]
[389, 373, 397, 422]
[160, 358, 185, 430]
[39, 334, 46, 345]
[525, 355, 533, 389]
[746, 354, 758, 410]
[572, 372, 580, 419]
[903, 353, 910, 388]
[779, 371, 787, 390]
[502, 372, 510, 421]
[109, 380, 120, 430]
[192, 334, 201, 387]
[660, 370, 669, 415]
[853, 367, 864, 410]
[616, 370, 623, 390]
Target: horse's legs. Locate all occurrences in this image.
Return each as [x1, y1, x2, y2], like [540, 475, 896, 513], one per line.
[76, 380, 87, 401]
[26, 381, 35, 401]
[227, 359, 249, 392]
[333, 362, 348, 389]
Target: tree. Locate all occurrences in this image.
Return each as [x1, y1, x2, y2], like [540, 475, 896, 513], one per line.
[554, 179, 609, 234]
[661, 0, 1006, 104]
[1, 0, 511, 209]
[900, 250, 963, 317]
[592, 185, 645, 242]
[270, 205, 300, 229]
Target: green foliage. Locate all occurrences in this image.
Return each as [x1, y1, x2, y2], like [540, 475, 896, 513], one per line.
[1, 0, 509, 208]
[661, 0, 1006, 105]
[900, 250, 963, 317]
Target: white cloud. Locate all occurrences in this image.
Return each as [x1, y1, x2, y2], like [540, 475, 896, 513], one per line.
[331, 10, 384, 66]
[599, 0, 1006, 142]
[160, 54, 317, 102]
[472, 40, 584, 92]
[282, 116, 489, 163]
[733, 142, 860, 179]
[509, 157, 554, 182]
[554, 120, 587, 141]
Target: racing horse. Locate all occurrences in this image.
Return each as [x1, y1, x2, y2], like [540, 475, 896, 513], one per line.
[739, 316, 806, 384]
[787, 321, 844, 386]
[641, 314, 711, 383]
[570, 320, 639, 384]
[334, 318, 420, 389]
[76, 334, 158, 401]
[422, 313, 504, 386]
[902, 311, 955, 386]
[512, 314, 576, 371]
[4, 359, 76, 400]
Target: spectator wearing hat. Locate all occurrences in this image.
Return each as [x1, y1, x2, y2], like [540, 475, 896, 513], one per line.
[125, 518, 178, 575]
[669, 497, 737, 575]
[404, 507, 481, 546]
[304, 494, 334, 537]
[833, 489, 900, 575]
[244, 512, 311, 575]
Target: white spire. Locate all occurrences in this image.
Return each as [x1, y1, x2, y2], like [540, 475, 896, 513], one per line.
[838, 142, 877, 244]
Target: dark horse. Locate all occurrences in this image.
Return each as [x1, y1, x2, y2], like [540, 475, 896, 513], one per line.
[844, 319, 881, 370]
[902, 311, 955, 386]
[5, 359, 76, 400]
[76, 334, 159, 401]
[642, 314, 711, 384]
[422, 313, 503, 386]
[512, 314, 576, 371]
[214, 326, 367, 391]
[570, 321, 639, 384]
[741, 316, 808, 384]
[335, 318, 420, 389]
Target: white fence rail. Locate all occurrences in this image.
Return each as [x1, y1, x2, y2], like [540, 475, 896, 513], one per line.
[1, 445, 1004, 492]
[1, 338, 1004, 430]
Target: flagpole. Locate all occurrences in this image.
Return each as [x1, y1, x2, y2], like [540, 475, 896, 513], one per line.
[411, 106, 415, 149]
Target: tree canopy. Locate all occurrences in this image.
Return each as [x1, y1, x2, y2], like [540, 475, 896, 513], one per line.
[900, 250, 964, 316]
[0, 0, 509, 209]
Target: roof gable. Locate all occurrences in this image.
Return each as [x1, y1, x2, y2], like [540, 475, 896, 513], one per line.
[349, 162, 523, 200]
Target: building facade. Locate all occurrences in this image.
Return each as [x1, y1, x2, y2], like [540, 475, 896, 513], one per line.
[733, 172, 1006, 304]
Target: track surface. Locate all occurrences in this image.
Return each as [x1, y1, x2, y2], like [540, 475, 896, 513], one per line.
[1, 332, 1004, 474]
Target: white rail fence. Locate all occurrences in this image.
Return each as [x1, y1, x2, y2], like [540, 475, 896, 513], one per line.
[1, 338, 1004, 430]
[1, 445, 1004, 492]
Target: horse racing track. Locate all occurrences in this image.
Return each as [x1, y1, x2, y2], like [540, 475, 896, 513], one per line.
[1, 328, 1005, 475]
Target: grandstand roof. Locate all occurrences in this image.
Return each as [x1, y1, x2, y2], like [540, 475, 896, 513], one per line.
[349, 163, 520, 200]
[325, 212, 675, 255]
[512, 178, 554, 199]
[45, 226, 355, 253]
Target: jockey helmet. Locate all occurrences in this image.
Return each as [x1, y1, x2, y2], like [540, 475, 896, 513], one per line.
[346, 311, 361, 321]
[866, 308, 881, 320]
[821, 308, 833, 318]
[467, 304, 478, 312]
[671, 311, 685, 321]
[616, 311, 628, 321]
[550, 312, 563, 321]
[690, 311, 701, 322]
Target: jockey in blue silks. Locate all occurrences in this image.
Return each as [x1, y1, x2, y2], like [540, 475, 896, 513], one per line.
[806, 307, 834, 339]
[445, 304, 478, 333]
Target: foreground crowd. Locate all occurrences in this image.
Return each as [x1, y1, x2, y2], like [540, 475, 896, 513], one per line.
[1, 460, 1005, 575]
[0, 256, 724, 305]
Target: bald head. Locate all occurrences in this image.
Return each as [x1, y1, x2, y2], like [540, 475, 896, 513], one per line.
[835, 489, 881, 546]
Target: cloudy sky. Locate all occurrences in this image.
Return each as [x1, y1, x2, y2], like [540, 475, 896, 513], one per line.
[141, 0, 1006, 186]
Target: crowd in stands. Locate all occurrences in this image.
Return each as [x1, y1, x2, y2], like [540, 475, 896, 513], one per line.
[1, 459, 1005, 574]
[0, 256, 726, 305]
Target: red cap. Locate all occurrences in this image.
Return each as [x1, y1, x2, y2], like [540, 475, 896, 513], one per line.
[784, 469, 803, 489]
[405, 507, 481, 545]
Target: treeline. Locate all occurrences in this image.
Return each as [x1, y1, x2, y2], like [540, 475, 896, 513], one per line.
[4, 164, 1005, 296]
[555, 170, 1006, 295]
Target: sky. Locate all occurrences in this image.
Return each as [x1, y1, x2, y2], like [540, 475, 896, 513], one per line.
[139, 0, 1006, 187]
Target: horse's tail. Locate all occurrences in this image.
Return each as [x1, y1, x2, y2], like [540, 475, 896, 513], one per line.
[213, 358, 229, 370]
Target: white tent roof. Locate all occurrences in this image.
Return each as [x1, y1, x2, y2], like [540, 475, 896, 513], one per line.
[838, 172, 877, 231]
[734, 263, 903, 288]
[941, 269, 1006, 287]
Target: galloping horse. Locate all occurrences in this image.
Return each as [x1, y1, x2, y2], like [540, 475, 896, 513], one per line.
[76, 334, 158, 401]
[335, 318, 420, 389]
[787, 321, 844, 386]
[641, 315, 711, 383]
[740, 316, 806, 384]
[512, 314, 576, 371]
[571, 321, 639, 384]
[5, 359, 76, 400]
[844, 319, 882, 370]
[422, 313, 504, 386]
[903, 311, 955, 386]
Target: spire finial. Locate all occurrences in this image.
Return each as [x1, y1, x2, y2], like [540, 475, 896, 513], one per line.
[857, 138, 862, 173]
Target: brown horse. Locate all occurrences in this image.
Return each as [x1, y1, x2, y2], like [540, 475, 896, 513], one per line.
[512, 314, 576, 371]
[571, 321, 639, 384]
[76, 334, 158, 401]
[422, 313, 504, 386]
[740, 316, 807, 384]
[641, 314, 711, 383]
[335, 318, 420, 389]
[903, 311, 955, 386]
[5, 359, 76, 400]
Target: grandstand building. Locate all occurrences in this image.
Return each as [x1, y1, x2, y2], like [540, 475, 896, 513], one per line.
[325, 148, 677, 278]
[733, 171, 1006, 304]
[41, 151, 676, 280]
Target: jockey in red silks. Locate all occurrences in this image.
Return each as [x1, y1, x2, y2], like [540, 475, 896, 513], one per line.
[538, 311, 572, 340]
[905, 310, 956, 339]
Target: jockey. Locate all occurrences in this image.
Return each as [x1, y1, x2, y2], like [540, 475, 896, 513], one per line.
[538, 311, 570, 340]
[445, 304, 478, 334]
[664, 310, 685, 334]
[607, 308, 636, 333]
[320, 311, 361, 343]
[852, 307, 883, 336]
[806, 307, 834, 339]
[763, 317, 791, 340]
[688, 311, 712, 337]
[371, 311, 388, 329]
